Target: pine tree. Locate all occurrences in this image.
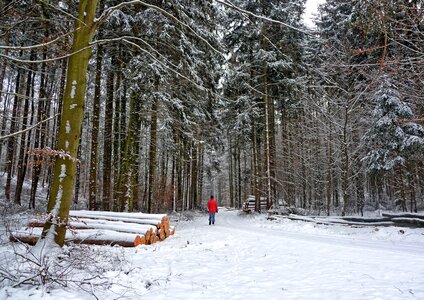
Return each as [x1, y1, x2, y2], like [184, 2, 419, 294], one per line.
[363, 74, 424, 172]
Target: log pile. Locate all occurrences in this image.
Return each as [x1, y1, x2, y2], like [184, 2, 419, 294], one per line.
[267, 212, 424, 228]
[243, 195, 267, 213]
[10, 210, 175, 247]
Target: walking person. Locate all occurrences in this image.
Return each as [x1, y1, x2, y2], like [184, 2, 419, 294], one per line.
[207, 195, 218, 225]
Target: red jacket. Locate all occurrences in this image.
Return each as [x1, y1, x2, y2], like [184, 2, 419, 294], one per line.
[207, 198, 218, 213]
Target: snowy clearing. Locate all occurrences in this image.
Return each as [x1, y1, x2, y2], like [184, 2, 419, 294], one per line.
[1, 208, 424, 299]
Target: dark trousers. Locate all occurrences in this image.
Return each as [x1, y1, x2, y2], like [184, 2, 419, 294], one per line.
[209, 213, 216, 224]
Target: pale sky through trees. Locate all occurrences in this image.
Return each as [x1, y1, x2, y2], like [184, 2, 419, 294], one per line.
[304, 0, 325, 27]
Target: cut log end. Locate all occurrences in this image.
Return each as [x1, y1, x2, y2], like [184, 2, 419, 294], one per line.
[134, 235, 142, 247]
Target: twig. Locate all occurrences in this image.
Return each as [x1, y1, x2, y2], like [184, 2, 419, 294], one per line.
[215, 0, 312, 35]
[0, 115, 56, 141]
[95, 0, 224, 56]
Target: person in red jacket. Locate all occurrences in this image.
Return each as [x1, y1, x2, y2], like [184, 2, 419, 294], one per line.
[207, 195, 218, 225]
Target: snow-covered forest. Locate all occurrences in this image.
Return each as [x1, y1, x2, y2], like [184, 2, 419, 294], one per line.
[0, 0, 424, 298]
[1, 0, 424, 217]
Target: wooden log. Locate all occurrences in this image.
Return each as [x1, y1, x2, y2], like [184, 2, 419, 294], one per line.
[134, 235, 141, 246]
[149, 231, 156, 244]
[68, 212, 163, 226]
[9, 234, 38, 245]
[145, 229, 151, 245]
[10, 227, 142, 247]
[158, 229, 166, 241]
[28, 219, 156, 235]
[340, 216, 392, 223]
[280, 214, 395, 227]
[391, 217, 424, 227]
[382, 212, 424, 220]
[15, 211, 175, 247]
[69, 210, 166, 221]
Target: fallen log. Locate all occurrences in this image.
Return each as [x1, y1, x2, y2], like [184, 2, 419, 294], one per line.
[63, 214, 162, 227]
[270, 214, 395, 227]
[69, 210, 167, 221]
[10, 227, 144, 247]
[382, 212, 424, 220]
[28, 219, 156, 236]
[340, 216, 392, 223]
[391, 217, 424, 226]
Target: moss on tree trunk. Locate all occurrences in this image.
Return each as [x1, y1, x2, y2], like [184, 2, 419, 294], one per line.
[42, 0, 98, 247]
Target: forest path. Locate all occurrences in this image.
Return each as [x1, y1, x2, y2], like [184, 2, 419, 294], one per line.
[129, 209, 424, 300]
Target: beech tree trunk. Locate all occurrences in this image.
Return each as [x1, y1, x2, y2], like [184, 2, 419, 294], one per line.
[41, 0, 99, 247]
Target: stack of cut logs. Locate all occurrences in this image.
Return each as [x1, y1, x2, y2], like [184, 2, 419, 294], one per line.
[10, 210, 175, 247]
[243, 195, 267, 213]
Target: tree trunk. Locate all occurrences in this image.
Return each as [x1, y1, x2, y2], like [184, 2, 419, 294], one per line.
[341, 106, 350, 216]
[228, 136, 234, 207]
[15, 53, 35, 205]
[118, 93, 142, 212]
[29, 52, 48, 209]
[102, 62, 114, 211]
[112, 51, 123, 211]
[147, 96, 158, 212]
[73, 133, 83, 205]
[190, 141, 198, 208]
[88, 43, 103, 211]
[252, 120, 260, 212]
[5, 67, 22, 201]
[0, 30, 10, 163]
[41, 0, 99, 247]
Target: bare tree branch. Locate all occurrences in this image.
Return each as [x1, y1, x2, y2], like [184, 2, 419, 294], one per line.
[0, 30, 76, 51]
[215, 0, 313, 35]
[95, 0, 224, 56]
[0, 115, 56, 141]
[36, 0, 87, 27]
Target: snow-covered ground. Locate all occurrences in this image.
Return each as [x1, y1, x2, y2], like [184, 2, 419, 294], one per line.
[1, 208, 424, 299]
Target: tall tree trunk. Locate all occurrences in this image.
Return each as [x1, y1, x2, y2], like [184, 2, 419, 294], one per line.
[41, 0, 99, 247]
[15, 53, 35, 205]
[118, 93, 142, 212]
[252, 120, 260, 212]
[190, 142, 198, 208]
[198, 143, 204, 209]
[102, 63, 115, 211]
[73, 133, 83, 204]
[0, 30, 10, 162]
[176, 135, 183, 211]
[341, 106, 350, 216]
[112, 51, 123, 210]
[5, 68, 22, 201]
[147, 96, 158, 212]
[29, 52, 48, 209]
[228, 136, 234, 207]
[88, 43, 103, 211]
